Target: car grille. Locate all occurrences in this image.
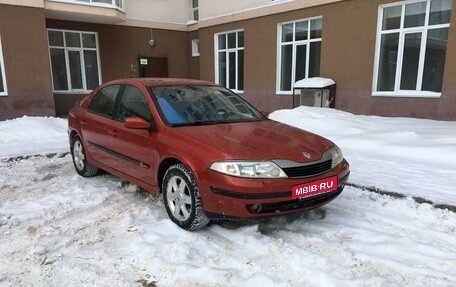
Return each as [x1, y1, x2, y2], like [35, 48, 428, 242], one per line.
[281, 159, 332, 178]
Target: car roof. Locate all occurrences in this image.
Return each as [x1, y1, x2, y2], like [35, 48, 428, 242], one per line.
[106, 78, 217, 87]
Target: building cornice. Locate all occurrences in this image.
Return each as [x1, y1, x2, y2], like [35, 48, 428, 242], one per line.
[118, 18, 189, 32]
[44, 1, 126, 24]
[197, 0, 344, 28]
[1, 0, 345, 32]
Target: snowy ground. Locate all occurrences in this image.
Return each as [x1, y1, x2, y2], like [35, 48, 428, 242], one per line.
[0, 109, 455, 286]
[270, 107, 456, 206]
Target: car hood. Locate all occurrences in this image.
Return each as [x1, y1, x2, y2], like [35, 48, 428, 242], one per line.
[173, 119, 334, 163]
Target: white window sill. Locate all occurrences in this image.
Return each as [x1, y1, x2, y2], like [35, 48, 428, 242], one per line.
[0, 93, 7, 96]
[276, 90, 295, 95]
[372, 91, 441, 98]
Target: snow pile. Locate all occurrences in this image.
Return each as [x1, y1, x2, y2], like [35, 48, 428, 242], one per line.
[0, 116, 68, 159]
[269, 106, 456, 205]
[294, 77, 335, 88]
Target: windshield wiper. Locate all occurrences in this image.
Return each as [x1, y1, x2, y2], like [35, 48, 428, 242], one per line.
[171, 117, 266, 127]
[172, 120, 224, 127]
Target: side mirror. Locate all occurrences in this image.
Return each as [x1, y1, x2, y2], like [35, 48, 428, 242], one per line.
[124, 117, 151, 130]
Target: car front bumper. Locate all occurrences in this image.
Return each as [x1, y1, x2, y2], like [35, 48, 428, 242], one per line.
[197, 159, 350, 219]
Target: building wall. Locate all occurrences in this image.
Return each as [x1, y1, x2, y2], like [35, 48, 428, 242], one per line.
[199, 0, 456, 120]
[188, 30, 200, 79]
[125, 0, 191, 24]
[46, 19, 190, 116]
[0, 0, 454, 120]
[197, 0, 343, 28]
[0, 4, 55, 120]
[323, 0, 456, 120]
[199, 0, 267, 20]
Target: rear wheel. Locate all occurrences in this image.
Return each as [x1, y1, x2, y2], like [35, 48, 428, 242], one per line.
[71, 136, 99, 177]
[162, 163, 209, 230]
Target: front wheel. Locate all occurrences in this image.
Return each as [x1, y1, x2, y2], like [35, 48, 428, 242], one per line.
[162, 163, 210, 230]
[71, 136, 99, 177]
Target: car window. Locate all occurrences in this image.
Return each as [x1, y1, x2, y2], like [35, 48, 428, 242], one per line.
[88, 85, 120, 118]
[117, 85, 152, 122]
[149, 85, 264, 126]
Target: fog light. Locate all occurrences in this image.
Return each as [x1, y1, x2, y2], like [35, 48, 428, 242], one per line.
[249, 204, 263, 213]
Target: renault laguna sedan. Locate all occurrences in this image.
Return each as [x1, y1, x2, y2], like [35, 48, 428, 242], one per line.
[68, 78, 350, 230]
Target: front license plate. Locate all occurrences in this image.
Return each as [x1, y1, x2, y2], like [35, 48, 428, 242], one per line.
[292, 176, 338, 199]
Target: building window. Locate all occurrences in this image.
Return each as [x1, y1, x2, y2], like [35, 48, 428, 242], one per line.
[277, 17, 322, 93]
[215, 30, 244, 92]
[192, 39, 200, 57]
[374, 0, 452, 96]
[192, 0, 199, 21]
[47, 29, 101, 92]
[0, 36, 7, 96]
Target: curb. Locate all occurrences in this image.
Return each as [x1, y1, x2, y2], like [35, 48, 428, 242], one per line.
[1, 152, 69, 163]
[346, 182, 456, 213]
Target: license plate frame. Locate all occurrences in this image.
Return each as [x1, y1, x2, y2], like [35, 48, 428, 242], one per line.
[292, 176, 338, 199]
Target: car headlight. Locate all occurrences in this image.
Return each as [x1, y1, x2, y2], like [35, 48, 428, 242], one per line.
[210, 161, 288, 178]
[327, 145, 344, 168]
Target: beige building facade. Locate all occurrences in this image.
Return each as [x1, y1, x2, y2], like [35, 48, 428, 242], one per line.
[0, 0, 454, 120]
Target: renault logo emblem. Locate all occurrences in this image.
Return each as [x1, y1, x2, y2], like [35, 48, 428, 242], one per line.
[302, 152, 311, 159]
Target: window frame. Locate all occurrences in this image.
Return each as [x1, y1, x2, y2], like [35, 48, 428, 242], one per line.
[276, 16, 323, 95]
[372, 0, 452, 98]
[214, 29, 245, 93]
[47, 28, 102, 94]
[0, 36, 7, 96]
[192, 39, 200, 57]
[88, 84, 122, 119]
[192, 0, 199, 21]
[116, 84, 152, 122]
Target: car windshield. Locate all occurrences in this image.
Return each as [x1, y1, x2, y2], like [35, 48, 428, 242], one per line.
[149, 85, 265, 126]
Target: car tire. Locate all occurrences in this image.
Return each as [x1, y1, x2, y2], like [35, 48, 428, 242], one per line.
[162, 163, 210, 230]
[71, 135, 99, 177]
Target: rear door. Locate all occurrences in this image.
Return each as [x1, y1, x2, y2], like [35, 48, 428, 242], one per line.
[82, 84, 122, 167]
[109, 84, 158, 187]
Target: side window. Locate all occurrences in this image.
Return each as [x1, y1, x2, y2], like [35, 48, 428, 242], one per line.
[88, 84, 121, 118]
[117, 85, 152, 122]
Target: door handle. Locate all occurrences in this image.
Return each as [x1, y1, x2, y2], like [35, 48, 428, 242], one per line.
[80, 120, 87, 126]
[109, 129, 118, 137]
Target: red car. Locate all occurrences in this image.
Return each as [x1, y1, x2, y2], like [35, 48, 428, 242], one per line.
[68, 78, 350, 230]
